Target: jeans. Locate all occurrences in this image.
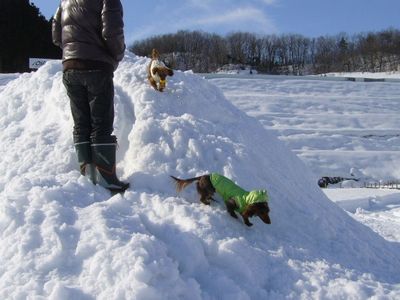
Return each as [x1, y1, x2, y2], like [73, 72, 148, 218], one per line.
[62, 70, 115, 144]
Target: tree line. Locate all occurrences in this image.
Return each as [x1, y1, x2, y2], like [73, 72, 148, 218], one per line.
[130, 29, 400, 75]
[0, 0, 61, 73]
[1, 0, 398, 75]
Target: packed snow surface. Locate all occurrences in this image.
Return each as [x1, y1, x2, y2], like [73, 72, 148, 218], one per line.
[1, 53, 400, 299]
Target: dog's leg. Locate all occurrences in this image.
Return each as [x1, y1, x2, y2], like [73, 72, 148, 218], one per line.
[241, 212, 253, 227]
[197, 182, 211, 205]
[240, 208, 254, 227]
[196, 176, 215, 205]
[148, 76, 159, 91]
[226, 198, 238, 219]
[200, 195, 211, 205]
[207, 193, 216, 204]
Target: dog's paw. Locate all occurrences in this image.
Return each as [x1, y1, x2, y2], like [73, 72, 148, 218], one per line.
[245, 221, 253, 227]
[230, 212, 238, 219]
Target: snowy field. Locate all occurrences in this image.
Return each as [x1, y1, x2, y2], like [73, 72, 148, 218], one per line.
[210, 73, 400, 267]
[324, 71, 400, 79]
[0, 54, 400, 299]
[209, 74, 400, 181]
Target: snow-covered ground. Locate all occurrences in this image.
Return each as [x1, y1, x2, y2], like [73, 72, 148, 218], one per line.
[323, 71, 400, 79]
[210, 74, 400, 181]
[325, 188, 400, 242]
[1, 55, 400, 299]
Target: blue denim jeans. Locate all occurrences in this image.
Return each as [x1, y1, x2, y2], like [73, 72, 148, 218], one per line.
[63, 70, 115, 144]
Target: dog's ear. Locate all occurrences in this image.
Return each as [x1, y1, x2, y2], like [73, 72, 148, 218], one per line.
[158, 69, 168, 79]
[151, 49, 159, 60]
[243, 205, 256, 217]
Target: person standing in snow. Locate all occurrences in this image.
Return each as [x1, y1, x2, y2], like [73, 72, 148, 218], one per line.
[52, 0, 129, 192]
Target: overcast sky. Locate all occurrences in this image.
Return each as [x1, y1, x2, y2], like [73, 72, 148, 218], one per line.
[32, 0, 400, 45]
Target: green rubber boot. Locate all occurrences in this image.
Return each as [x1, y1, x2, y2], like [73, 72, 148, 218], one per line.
[74, 141, 95, 183]
[91, 141, 129, 193]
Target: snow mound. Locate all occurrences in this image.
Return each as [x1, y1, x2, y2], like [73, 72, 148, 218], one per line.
[1, 53, 399, 299]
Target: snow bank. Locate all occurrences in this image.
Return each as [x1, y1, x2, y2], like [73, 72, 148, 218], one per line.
[1, 53, 399, 299]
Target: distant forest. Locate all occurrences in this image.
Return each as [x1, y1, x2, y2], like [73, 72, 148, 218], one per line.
[130, 29, 400, 75]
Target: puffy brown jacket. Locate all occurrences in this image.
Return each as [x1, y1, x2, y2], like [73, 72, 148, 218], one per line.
[52, 0, 125, 71]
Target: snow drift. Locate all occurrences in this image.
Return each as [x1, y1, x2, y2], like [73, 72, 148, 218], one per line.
[0, 53, 399, 299]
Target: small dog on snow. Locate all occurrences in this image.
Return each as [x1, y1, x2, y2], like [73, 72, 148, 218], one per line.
[171, 173, 271, 227]
[147, 49, 174, 92]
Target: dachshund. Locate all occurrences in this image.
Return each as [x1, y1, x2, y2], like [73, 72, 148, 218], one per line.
[171, 173, 271, 227]
[147, 49, 174, 92]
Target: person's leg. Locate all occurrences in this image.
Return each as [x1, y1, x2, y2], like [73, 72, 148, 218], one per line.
[62, 71, 92, 143]
[63, 71, 94, 179]
[84, 70, 129, 192]
[86, 71, 115, 143]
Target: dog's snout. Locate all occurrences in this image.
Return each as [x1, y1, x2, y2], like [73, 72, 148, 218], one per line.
[260, 214, 271, 224]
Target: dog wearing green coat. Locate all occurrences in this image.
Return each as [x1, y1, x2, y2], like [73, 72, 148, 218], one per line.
[171, 173, 271, 226]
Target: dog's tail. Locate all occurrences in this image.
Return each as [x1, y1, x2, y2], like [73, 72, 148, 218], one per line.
[151, 48, 159, 60]
[170, 175, 202, 192]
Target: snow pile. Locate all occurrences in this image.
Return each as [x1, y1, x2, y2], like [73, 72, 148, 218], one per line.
[1, 53, 400, 299]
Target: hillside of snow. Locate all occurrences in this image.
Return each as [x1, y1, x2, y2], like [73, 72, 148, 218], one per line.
[1, 53, 400, 299]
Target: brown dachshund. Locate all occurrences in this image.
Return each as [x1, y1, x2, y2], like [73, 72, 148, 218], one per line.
[171, 173, 271, 227]
[147, 49, 174, 92]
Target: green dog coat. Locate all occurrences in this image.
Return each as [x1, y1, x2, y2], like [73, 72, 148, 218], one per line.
[210, 173, 268, 213]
